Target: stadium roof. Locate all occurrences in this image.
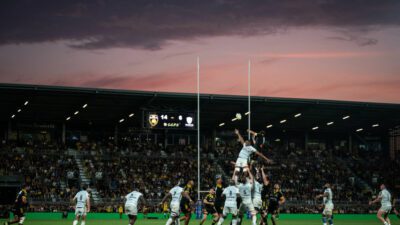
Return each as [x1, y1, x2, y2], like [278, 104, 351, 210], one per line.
[1, 83, 400, 134]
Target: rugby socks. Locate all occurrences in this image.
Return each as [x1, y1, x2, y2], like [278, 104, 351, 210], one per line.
[322, 216, 327, 225]
[217, 217, 224, 225]
[251, 215, 257, 225]
[81, 221, 85, 225]
[263, 216, 268, 225]
[166, 218, 173, 225]
[73, 220, 78, 225]
[328, 217, 333, 225]
[232, 219, 237, 225]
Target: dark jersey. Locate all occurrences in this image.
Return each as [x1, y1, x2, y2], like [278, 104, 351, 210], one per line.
[204, 193, 215, 210]
[14, 189, 28, 208]
[180, 184, 194, 212]
[268, 190, 284, 207]
[215, 184, 224, 214]
[184, 184, 195, 200]
[215, 184, 224, 204]
[254, 133, 265, 150]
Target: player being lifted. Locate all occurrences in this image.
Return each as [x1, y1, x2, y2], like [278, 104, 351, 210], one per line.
[233, 129, 272, 177]
[4, 184, 30, 225]
[72, 185, 90, 225]
[124, 187, 147, 225]
[180, 180, 195, 225]
[200, 188, 219, 225]
[234, 168, 257, 225]
[217, 179, 240, 225]
[316, 183, 334, 225]
[160, 181, 194, 225]
[369, 184, 392, 225]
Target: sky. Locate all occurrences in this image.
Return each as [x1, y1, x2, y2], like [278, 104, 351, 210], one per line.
[1, 0, 400, 103]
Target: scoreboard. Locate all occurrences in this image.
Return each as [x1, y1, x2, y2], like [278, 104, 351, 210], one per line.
[144, 111, 196, 129]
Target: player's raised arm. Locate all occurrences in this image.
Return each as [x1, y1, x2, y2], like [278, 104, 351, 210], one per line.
[235, 129, 245, 145]
[247, 169, 254, 184]
[247, 129, 257, 143]
[254, 150, 273, 164]
[261, 166, 270, 186]
[232, 172, 238, 186]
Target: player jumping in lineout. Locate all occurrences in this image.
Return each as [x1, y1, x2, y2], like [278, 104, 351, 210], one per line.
[233, 129, 272, 178]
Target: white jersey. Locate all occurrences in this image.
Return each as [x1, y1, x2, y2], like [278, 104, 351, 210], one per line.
[169, 186, 184, 204]
[75, 190, 89, 208]
[125, 191, 142, 206]
[323, 188, 333, 205]
[379, 189, 392, 207]
[238, 182, 253, 203]
[238, 144, 257, 160]
[253, 181, 263, 200]
[223, 185, 239, 207]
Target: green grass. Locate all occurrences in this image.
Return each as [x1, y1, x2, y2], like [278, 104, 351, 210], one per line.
[1, 217, 399, 225]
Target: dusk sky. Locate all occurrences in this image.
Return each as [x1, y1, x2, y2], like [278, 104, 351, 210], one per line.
[1, 0, 400, 103]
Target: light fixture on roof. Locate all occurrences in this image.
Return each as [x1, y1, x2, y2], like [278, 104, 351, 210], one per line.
[82, 104, 88, 108]
[17, 109, 22, 113]
[327, 121, 334, 126]
[312, 126, 319, 130]
[294, 113, 302, 118]
[74, 111, 79, 115]
[342, 115, 350, 120]
[119, 119, 125, 123]
[356, 128, 363, 132]
[129, 113, 134, 117]
[24, 101, 29, 106]
[219, 123, 225, 127]
[275, 138, 281, 142]
[231, 118, 238, 121]
[280, 119, 287, 124]
[66, 117, 71, 121]
[11, 114, 15, 119]
[245, 111, 250, 115]
[372, 124, 379, 128]
[266, 124, 273, 128]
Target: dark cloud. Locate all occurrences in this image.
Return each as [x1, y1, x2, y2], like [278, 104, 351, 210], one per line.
[329, 36, 378, 46]
[326, 28, 379, 46]
[1, 0, 400, 50]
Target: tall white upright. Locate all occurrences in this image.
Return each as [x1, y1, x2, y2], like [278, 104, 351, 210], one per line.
[197, 56, 201, 200]
[248, 59, 251, 140]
